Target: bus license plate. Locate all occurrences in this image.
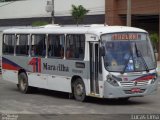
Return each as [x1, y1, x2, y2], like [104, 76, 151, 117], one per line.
[131, 88, 141, 93]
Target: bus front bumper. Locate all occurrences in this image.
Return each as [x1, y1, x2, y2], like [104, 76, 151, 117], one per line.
[103, 80, 159, 99]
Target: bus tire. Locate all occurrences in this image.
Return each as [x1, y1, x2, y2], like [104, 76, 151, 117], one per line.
[73, 78, 86, 102]
[18, 72, 31, 93]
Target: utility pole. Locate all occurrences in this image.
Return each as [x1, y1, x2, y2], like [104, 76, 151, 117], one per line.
[127, 0, 131, 26]
[51, 0, 55, 24]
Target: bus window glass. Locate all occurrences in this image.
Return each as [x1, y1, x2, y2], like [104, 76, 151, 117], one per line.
[16, 34, 29, 56]
[3, 34, 15, 55]
[66, 34, 85, 59]
[31, 34, 46, 57]
[101, 33, 156, 72]
[48, 34, 64, 58]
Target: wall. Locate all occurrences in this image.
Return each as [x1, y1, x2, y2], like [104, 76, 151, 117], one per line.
[117, 0, 159, 15]
[0, 0, 105, 19]
[105, 0, 160, 26]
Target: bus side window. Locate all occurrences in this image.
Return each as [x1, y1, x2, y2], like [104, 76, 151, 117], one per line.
[3, 34, 15, 55]
[48, 34, 64, 58]
[66, 34, 85, 60]
[31, 34, 46, 57]
[66, 45, 73, 59]
[16, 34, 29, 56]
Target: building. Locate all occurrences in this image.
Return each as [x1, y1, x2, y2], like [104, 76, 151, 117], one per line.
[0, 0, 105, 26]
[105, 0, 160, 33]
[0, 0, 159, 32]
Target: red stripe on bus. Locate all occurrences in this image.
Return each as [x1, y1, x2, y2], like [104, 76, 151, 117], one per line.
[38, 58, 41, 73]
[2, 63, 20, 71]
[135, 75, 155, 82]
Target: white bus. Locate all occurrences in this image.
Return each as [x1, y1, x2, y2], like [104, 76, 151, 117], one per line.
[2, 25, 158, 101]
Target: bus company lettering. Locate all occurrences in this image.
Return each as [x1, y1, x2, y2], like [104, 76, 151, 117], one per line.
[28, 58, 41, 73]
[43, 63, 69, 72]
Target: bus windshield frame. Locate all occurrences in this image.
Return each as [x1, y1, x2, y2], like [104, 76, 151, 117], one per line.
[101, 32, 156, 73]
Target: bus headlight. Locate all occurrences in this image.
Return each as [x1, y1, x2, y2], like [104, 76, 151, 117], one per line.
[107, 75, 120, 86]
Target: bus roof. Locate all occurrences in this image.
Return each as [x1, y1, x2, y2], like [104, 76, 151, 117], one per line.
[3, 25, 147, 36]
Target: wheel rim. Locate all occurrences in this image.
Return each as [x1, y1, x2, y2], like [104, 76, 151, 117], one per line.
[75, 83, 84, 96]
[20, 76, 27, 91]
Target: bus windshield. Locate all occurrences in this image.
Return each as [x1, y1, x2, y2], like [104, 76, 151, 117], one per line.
[101, 33, 156, 72]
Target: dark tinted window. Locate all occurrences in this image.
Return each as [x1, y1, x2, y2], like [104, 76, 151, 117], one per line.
[48, 34, 64, 58]
[31, 34, 46, 57]
[66, 34, 85, 60]
[3, 34, 16, 54]
[16, 34, 29, 56]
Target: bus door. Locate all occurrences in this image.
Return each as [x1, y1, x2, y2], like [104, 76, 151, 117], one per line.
[89, 42, 99, 94]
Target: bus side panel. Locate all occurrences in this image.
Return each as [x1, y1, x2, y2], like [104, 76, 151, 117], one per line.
[48, 75, 71, 93]
[27, 57, 48, 89]
[27, 73, 48, 89]
[2, 55, 26, 84]
[43, 58, 89, 93]
[2, 70, 18, 84]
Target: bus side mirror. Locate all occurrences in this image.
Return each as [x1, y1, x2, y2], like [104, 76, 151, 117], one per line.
[100, 46, 105, 56]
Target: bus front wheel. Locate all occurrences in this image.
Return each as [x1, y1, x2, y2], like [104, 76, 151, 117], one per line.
[18, 72, 31, 93]
[73, 78, 86, 102]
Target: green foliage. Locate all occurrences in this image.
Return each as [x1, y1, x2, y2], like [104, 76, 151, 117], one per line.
[71, 5, 89, 26]
[150, 33, 159, 52]
[32, 21, 48, 27]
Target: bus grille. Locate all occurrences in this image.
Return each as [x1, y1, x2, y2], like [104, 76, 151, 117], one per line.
[119, 81, 149, 87]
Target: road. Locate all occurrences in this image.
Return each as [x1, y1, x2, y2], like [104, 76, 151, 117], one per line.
[0, 76, 160, 120]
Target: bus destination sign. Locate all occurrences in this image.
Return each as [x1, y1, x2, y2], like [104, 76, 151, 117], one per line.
[112, 34, 140, 40]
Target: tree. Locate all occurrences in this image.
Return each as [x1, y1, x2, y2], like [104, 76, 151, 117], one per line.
[71, 5, 89, 26]
[150, 33, 159, 52]
[32, 21, 48, 27]
[150, 33, 159, 60]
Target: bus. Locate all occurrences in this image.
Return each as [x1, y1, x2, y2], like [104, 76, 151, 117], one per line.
[1, 24, 158, 101]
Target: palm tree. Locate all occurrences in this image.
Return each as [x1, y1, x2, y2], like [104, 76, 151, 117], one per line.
[71, 5, 89, 26]
[150, 33, 159, 60]
[150, 33, 159, 52]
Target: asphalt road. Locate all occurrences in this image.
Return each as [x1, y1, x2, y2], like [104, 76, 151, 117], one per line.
[0, 76, 160, 120]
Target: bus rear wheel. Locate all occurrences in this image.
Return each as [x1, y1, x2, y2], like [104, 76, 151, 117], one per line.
[73, 78, 86, 102]
[18, 72, 31, 93]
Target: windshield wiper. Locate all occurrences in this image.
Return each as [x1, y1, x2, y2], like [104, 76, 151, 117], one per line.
[135, 43, 149, 72]
[121, 42, 133, 74]
[121, 53, 132, 74]
[121, 42, 149, 74]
